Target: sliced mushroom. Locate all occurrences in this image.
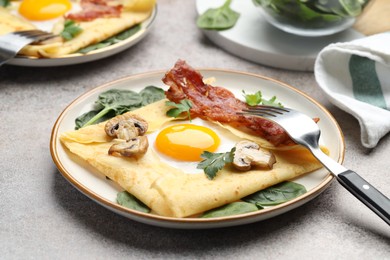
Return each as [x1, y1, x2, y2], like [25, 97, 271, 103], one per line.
[105, 114, 148, 141]
[105, 114, 149, 158]
[108, 136, 149, 158]
[233, 140, 276, 171]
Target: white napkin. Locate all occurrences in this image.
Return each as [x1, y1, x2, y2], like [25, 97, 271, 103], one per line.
[314, 32, 390, 148]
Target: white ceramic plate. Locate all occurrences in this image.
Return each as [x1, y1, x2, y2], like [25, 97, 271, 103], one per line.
[196, 0, 363, 71]
[8, 6, 157, 67]
[50, 69, 345, 229]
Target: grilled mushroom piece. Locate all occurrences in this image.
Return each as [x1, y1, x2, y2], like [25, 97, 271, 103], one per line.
[108, 136, 149, 158]
[233, 140, 276, 171]
[105, 114, 148, 141]
[105, 114, 149, 158]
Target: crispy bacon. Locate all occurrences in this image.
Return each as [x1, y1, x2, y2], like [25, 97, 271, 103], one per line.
[162, 60, 293, 146]
[66, 0, 122, 22]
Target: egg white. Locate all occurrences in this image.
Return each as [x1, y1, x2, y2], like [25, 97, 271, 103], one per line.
[147, 118, 242, 174]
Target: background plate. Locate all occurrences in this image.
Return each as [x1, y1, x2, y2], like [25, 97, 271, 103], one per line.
[8, 6, 157, 67]
[196, 0, 363, 71]
[50, 69, 345, 229]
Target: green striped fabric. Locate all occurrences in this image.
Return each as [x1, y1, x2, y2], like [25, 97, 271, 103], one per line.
[315, 32, 390, 148]
[349, 55, 387, 109]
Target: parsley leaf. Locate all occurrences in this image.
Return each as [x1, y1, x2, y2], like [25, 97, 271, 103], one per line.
[242, 90, 262, 106]
[166, 99, 193, 120]
[197, 147, 235, 180]
[242, 90, 284, 107]
[60, 20, 83, 41]
[261, 96, 284, 107]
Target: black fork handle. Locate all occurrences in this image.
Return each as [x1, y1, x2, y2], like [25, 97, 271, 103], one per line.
[337, 170, 390, 225]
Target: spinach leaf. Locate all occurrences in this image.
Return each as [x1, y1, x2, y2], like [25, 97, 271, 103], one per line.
[78, 24, 141, 54]
[117, 191, 151, 213]
[253, 0, 369, 27]
[75, 110, 116, 130]
[197, 0, 240, 30]
[140, 86, 166, 106]
[201, 201, 259, 218]
[75, 86, 165, 129]
[79, 89, 142, 128]
[0, 0, 10, 7]
[243, 181, 307, 206]
[78, 42, 112, 54]
[115, 24, 142, 40]
[197, 147, 235, 180]
[60, 20, 83, 41]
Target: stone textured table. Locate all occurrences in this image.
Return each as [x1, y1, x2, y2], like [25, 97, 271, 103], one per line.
[1, 1, 389, 259]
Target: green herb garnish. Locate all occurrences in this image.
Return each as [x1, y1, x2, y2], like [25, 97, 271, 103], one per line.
[199, 181, 306, 217]
[60, 20, 82, 41]
[253, 0, 369, 28]
[78, 24, 141, 54]
[75, 86, 165, 129]
[116, 181, 306, 217]
[201, 201, 259, 218]
[165, 99, 193, 120]
[197, 0, 240, 30]
[0, 0, 10, 7]
[242, 90, 283, 107]
[243, 181, 307, 206]
[242, 90, 262, 106]
[197, 147, 235, 180]
[117, 191, 151, 213]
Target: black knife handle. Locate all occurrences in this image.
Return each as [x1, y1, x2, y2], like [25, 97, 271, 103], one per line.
[337, 170, 390, 225]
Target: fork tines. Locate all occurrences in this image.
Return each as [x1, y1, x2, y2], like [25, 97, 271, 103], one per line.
[239, 106, 290, 117]
[16, 30, 57, 42]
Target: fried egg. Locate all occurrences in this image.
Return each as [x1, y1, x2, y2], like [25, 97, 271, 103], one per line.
[8, 0, 79, 32]
[148, 118, 241, 174]
[155, 123, 220, 161]
[19, 0, 72, 21]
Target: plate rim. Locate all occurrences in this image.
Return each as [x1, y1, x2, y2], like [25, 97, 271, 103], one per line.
[8, 5, 158, 67]
[50, 68, 345, 229]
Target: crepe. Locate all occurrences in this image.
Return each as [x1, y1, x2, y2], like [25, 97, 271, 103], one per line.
[60, 99, 324, 218]
[20, 11, 152, 58]
[0, 1, 153, 58]
[0, 7, 35, 34]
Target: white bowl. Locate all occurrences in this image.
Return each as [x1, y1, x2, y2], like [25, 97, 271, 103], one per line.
[253, 0, 371, 37]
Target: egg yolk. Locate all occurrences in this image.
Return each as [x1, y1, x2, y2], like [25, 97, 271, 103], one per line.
[155, 124, 221, 161]
[19, 0, 72, 21]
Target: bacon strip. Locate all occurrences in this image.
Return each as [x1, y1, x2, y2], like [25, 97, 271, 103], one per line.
[66, 0, 122, 22]
[162, 60, 293, 146]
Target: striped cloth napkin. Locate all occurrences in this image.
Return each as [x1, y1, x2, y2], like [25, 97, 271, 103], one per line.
[315, 32, 390, 148]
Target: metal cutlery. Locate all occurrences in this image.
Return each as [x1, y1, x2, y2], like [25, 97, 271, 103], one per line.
[0, 30, 56, 66]
[240, 105, 390, 225]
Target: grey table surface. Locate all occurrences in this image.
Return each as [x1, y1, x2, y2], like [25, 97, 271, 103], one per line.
[1, 1, 389, 259]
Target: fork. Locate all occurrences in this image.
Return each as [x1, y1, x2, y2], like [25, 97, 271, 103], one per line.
[0, 30, 56, 66]
[240, 105, 390, 225]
